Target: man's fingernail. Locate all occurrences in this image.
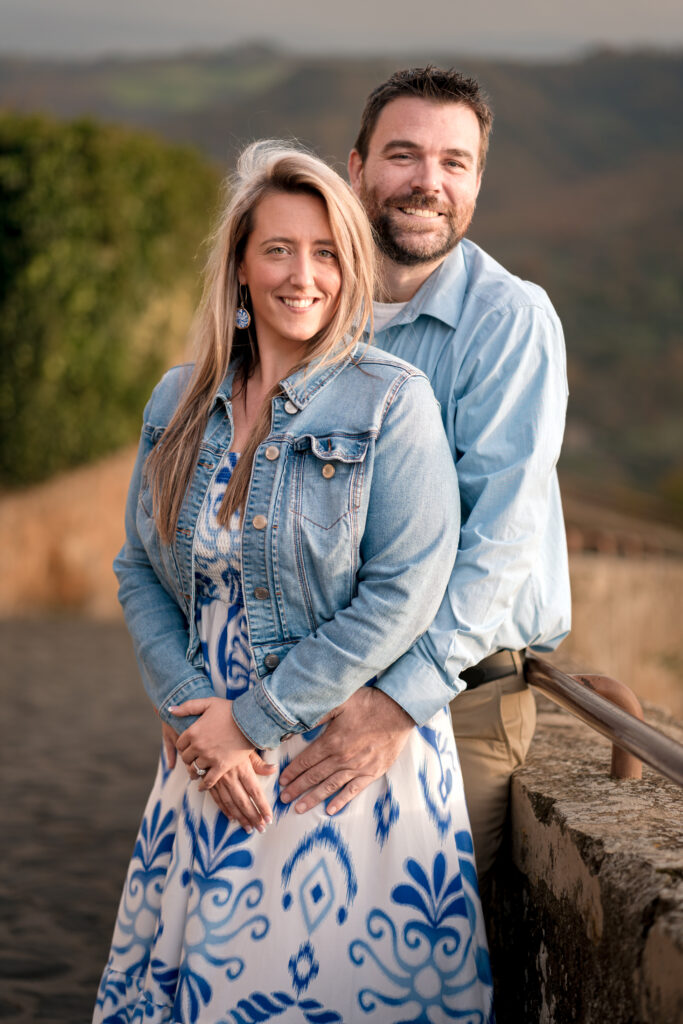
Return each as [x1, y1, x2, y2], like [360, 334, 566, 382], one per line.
[295, 802, 308, 814]
[280, 793, 291, 804]
[328, 804, 338, 815]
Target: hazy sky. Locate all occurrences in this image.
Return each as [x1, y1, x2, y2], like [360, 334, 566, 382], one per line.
[2, 0, 682, 59]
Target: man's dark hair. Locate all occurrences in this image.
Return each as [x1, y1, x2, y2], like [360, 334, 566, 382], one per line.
[354, 66, 494, 173]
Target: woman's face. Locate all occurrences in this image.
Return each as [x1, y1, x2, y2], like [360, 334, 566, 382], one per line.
[238, 191, 342, 359]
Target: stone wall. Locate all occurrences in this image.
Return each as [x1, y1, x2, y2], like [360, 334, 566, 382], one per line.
[487, 697, 683, 1023]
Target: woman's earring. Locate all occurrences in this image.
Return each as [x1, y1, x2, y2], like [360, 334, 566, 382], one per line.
[235, 285, 251, 329]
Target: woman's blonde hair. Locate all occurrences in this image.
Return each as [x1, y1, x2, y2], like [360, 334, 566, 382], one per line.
[145, 141, 376, 540]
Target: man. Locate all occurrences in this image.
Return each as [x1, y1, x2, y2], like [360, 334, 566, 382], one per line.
[276, 66, 571, 883]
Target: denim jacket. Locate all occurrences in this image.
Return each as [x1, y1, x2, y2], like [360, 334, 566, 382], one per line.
[114, 344, 460, 749]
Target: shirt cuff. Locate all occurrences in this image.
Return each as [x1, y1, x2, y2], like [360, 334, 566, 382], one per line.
[232, 677, 305, 749]
[374, 648, 464, 725]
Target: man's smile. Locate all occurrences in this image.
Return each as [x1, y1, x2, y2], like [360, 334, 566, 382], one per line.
[398, 207, 441, 219]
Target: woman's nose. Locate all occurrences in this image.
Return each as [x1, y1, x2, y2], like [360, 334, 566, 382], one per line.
[289, 253, 315, 288]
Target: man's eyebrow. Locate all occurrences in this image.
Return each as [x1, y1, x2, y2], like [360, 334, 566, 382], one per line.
[381, 140, 421, 154]
[381, 140, 475, 162]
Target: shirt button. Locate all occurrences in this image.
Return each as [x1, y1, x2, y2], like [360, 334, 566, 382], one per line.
[253, 587, 269, 600]
[264, 653, 280, 670]
[265, 445, 279, 461]
[322, 463, 336, 479]
[252, 514, 267, 530]
[284, 400, 298, 414]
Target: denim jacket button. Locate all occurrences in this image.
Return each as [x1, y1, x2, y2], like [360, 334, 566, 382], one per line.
[284, 400, 298, 414]
[322, 463, 336, 479]
[264, 653, 280, 669]
[265, 445, 279, 460]
[253, 587, 269, 600]
[252, 514, 268, 530]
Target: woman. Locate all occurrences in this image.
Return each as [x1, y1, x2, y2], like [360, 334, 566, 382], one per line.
[94, 142, 494, 1023]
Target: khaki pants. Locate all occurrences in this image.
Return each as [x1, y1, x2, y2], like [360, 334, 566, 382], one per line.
[450, 674, 536, 881]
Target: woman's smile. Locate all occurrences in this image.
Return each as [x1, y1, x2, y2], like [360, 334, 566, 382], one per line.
[238, 191, 342, 357]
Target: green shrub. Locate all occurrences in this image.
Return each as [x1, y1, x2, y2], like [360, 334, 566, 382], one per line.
[0, 113, 219, 486]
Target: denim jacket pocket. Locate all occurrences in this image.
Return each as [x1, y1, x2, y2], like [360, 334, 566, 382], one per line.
[290, 434, 368, 530]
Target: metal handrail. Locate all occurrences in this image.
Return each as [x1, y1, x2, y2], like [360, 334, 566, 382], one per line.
[524, 654, 683, 789]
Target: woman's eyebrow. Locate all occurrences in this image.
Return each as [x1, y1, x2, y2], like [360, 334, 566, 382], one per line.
[260, 236, 336, 246]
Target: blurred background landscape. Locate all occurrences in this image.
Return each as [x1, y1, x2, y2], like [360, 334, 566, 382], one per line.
[1, 40, 682, 713]
[0, 5, 682, 1018]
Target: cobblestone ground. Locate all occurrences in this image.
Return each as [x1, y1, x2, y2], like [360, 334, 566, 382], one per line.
[1, 619, 160, 1023]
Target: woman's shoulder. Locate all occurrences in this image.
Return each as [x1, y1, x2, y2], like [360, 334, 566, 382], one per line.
[319, 344, 439, 431]
[347, 345, 436, 410]
[352, 343, 426, 382]
[144, 363, 194, 425]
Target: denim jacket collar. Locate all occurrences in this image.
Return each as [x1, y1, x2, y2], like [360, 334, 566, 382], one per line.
[213, 339, 367, 412]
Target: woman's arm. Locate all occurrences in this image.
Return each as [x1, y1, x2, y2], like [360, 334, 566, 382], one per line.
[231, 372, 460, 749]
[114, 385, 216, 733]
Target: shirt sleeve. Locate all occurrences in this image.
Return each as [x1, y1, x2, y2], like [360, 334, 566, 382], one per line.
[374, 302, 569, 724]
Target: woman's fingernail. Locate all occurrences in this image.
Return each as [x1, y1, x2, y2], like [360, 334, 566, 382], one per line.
[168, 706, 179, 712]
[264, 816, 272, 825]
[256, 823, 266, 834]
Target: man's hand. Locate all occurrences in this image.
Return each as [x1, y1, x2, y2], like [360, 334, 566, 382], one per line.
[278, 688, 414, 815]
[161, 720, 178, 768]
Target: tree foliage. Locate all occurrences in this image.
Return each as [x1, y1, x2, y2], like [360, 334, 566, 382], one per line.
[0, 113, 218, 486]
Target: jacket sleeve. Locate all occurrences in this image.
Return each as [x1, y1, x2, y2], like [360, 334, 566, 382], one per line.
[231, 372, 461, 748]
[373, 303, 570, 724]
[113, 387, 214, 734]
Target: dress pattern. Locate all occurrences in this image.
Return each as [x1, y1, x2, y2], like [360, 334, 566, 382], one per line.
[94, 452, 495, 1023]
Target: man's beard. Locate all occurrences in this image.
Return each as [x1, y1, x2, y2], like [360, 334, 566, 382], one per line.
[360, 186, 475, 267]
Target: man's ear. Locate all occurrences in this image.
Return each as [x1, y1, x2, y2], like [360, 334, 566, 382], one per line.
[348, 149, 363, 196]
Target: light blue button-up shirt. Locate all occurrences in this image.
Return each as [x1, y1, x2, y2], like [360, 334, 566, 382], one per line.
[372, 238, 571, 723]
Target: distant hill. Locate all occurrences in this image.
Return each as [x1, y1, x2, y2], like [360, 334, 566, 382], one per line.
[1, 46, 681, 520]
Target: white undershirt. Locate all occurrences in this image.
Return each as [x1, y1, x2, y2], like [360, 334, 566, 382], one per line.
[372, 299, 408, 334]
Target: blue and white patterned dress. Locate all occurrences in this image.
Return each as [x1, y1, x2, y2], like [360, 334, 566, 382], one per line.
[94, 453, 495, 1024]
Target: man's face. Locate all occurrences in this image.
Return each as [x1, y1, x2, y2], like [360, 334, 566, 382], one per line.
[349, 97, 483, 267]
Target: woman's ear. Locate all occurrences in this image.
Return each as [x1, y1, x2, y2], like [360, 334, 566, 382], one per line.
[237, 265, 247, 286]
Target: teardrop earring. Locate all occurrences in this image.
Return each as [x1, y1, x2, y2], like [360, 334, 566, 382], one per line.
[235, 285, 251, 329]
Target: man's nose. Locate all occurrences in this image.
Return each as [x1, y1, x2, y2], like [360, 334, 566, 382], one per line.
[410, 158, 441, 193]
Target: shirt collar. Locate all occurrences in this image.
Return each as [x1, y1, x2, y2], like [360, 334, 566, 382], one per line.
[374, 242, 469, 334]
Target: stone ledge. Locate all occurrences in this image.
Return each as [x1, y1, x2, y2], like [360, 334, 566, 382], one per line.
[488, 696, 683, 1024]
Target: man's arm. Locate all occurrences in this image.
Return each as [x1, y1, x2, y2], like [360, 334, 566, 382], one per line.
[280, 303, 569, 810]
[376, 302, 568, 719]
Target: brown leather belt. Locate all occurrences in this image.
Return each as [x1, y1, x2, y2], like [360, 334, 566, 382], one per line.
[459, 649, 526, 690]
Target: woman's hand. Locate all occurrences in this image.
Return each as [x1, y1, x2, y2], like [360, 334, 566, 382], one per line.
[170, 697, 275, 831]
